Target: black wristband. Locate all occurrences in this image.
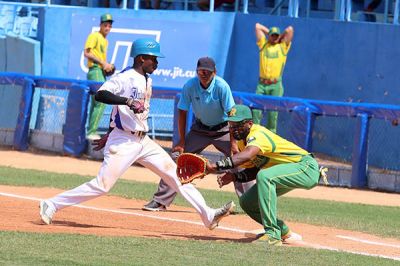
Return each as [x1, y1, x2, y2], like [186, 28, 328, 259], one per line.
[216, 157, 234, 171]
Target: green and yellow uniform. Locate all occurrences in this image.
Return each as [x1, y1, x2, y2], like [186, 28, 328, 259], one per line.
[85, 31, 109, 136]
[238, 124, 320, 241]
[253, 36, 291, 133]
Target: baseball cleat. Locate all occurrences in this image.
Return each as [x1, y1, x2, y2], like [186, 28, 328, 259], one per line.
[252, 234, 283, 246]
[209, 201, 235, 230]
[39, 200, 55, 225]
[142, 200, 167, 212]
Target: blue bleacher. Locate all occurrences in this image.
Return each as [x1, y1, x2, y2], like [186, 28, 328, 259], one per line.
[0, 5, 38, 38]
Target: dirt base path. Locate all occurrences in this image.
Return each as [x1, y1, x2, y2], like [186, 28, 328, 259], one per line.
[1, 149, 399, 207]
[0, 149, 400, 261]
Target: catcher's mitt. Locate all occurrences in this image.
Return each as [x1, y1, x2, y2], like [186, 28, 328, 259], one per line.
[176, 153, 207, 184]
[103, 64, 115, 77]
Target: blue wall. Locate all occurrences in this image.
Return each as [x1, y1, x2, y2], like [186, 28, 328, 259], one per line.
[42, 8, 234, 86]
[40, 8, 400, 105]
[226, 14, 400, 105]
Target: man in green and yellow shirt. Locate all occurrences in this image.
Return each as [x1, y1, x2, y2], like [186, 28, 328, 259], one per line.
[207, 104, 321, 246]
[253, 23, 294, 133]
[84, 13, 114, 139]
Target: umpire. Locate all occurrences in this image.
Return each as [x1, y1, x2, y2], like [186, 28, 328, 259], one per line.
[143, 57, 254, 211]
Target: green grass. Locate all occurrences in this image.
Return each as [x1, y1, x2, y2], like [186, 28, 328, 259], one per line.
[0, 166, 399, 239]
[0, 231, 397, 266]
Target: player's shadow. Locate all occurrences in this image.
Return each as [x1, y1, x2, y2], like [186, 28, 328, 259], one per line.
[33, 220, 113, 229]
[162, 233, 253, 243]
[121, 207, 193, 214]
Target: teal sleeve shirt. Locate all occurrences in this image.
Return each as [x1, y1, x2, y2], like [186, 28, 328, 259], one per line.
[178, 76, 235, 127]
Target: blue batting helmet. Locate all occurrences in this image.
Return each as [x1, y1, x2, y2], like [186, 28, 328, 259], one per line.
[130, 38, 165, 58]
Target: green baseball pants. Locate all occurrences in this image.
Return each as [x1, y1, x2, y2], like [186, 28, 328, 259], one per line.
[239, 155, 320, 240]
[252, 81, 284, 133]
[87, 66, 106, 136]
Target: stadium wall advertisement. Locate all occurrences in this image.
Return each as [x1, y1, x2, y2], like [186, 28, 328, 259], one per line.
[68, 14, 211, 88]
[41, 8, 235, 88]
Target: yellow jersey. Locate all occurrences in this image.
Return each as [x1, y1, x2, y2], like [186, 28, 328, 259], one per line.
[257, 36, 291, 79]
[85, 31, 108, 69]
[237, 124, 308, 169]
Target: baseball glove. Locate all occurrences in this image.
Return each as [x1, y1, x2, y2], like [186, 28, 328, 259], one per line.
[103, 64, 115, 77]
[176, 153, 207, 184]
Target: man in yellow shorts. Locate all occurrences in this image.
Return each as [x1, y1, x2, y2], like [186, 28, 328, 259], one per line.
[207, 104, 321, 246]
[84, 13, 114, 139]
[253, 23, 294, 133]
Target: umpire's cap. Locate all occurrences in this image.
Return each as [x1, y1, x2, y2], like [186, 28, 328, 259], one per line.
[130, 38, 165, 58]
[227, 105, 253, 122]
[100, 13, 113, 23]
[197, 57, 216, 72]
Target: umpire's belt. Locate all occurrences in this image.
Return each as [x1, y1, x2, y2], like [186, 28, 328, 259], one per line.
[196, 120, 228, 131]
[259, 78, 279, 85]
[130, 131, 146, 137]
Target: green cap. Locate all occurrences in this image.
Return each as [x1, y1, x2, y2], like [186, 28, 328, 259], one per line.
[227, 105, 253, 122]
[100, 13, 113, 23]
[269, 27, 280, 35]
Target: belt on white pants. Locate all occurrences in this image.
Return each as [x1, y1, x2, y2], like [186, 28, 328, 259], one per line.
[130, 131, 146, 137]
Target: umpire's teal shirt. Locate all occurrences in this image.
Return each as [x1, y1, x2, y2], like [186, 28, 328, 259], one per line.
[178, 76, 235, 127]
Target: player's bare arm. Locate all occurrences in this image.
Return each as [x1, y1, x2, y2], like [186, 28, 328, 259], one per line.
[84, 48, 113, 72]
[172, 109, 187, 153]
[206, 145, 260, 173]
[279, 26, 294, 44]
[255, 23, 269, 41]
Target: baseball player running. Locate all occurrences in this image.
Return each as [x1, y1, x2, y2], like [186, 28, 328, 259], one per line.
[39, 38, 234, 230]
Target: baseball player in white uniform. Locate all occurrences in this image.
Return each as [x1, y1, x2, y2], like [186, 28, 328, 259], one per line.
[39, 38, 234, 230]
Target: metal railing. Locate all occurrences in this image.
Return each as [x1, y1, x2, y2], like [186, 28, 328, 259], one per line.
[1, 0, 399, 28]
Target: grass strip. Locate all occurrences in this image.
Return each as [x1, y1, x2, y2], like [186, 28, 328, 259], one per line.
[0, 231, 397, 266]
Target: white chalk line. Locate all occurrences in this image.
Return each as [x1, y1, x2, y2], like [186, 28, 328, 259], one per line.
[1, 191, 400, 261]
[0, 192, 247, 233]
[295, 241, 400, 261]
[336, 235, 400, 249]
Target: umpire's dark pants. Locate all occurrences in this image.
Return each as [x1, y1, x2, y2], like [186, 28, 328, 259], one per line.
[152, 121, 255, 206]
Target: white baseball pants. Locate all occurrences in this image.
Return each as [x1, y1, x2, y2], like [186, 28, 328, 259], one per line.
[47, 128, 216, 228]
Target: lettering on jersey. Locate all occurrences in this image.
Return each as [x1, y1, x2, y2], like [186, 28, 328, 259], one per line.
[251, 155, 269, 168]
[130, 87, 147, 99]
[266, 50, 279, 59]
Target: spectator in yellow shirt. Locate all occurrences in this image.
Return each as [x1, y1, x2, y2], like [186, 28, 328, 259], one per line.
[253, 23, 294, 133]
[84, 13, 114, 139]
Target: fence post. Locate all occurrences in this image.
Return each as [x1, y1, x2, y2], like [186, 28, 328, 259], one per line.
[13, 77, 35, 151]
[63, 84, 90, 157]
[289, 105, 316, 151]
[351, 113, 370, 188]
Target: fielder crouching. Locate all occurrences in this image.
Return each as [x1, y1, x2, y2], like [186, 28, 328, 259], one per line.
[206, 104, 322, 246]
[39, 38, 234, 230]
